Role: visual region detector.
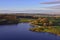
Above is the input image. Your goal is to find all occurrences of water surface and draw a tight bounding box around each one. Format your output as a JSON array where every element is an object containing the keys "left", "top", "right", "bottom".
[{"left": 0, "top": 23, "right": 60, "bottom": 40}]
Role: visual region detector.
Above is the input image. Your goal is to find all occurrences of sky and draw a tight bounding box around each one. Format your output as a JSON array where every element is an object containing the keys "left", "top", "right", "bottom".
[{"left": 0, "top": 0, "right": 60, "bottom": 13}]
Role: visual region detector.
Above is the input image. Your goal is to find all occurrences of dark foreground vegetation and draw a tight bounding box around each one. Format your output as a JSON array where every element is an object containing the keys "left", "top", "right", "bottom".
[{"left": 0, "top": 14, "right": 18, "bottom": 25}]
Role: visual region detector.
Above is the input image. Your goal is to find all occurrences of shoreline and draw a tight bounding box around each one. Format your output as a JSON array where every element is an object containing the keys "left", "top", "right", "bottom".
[{"left": 29, "top": 23, "right": 60, "bottom": 36}]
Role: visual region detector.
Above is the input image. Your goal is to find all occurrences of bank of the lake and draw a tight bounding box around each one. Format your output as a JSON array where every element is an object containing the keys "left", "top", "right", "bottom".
[{"left": 29, "top": 17, "right": 60, "bottom": 36}]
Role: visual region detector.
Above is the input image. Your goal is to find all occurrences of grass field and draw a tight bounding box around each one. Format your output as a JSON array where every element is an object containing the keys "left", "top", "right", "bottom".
[{"left": 19, "top": 18, "right": 35, "bottom": 23}]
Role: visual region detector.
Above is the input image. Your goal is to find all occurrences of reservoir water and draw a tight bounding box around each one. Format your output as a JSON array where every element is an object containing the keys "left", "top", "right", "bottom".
[{"left": 0, "top": 23, "right": 60, "bottom": 40}]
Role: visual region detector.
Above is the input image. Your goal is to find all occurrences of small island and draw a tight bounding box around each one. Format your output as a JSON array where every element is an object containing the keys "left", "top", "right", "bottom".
[{"left": 29, "top": 16, "right": 60, "bottom": 36}]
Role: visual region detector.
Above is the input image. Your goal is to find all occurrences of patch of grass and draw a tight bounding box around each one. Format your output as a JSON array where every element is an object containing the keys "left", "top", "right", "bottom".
[
  {"left": 19, "top": 18, "right": 35, "bottom": 23},
  {"left": 54, "top": 26, "right": 60, "bottom": 30}
]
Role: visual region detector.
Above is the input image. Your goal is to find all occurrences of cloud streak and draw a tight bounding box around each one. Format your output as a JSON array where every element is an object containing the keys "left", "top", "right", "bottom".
[
  {"left": 41, "top": 1, "right": 60, "bottom": 4},
  {"left": 40, "top": 0, "right": 60, "bottom": 4},
  {"left": 49, "top": 5, "right": 60, "bottom": 9}
]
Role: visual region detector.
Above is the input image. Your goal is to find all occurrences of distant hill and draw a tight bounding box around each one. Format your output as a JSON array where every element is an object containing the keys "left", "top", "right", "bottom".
[
  {"left": 16, "top": 13, "right": 60, "bottom": 17},
  {"left": 0, "top": 10, "right": 60, "bottom": 17},
  {"left": 0, "top": 10, "right": 60, "bottom": 14}
]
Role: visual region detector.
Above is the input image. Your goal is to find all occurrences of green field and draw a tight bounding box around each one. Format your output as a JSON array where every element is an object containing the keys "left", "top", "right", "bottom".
[{"left": 19, "top": 18, "right": 35, "bottom": 23}]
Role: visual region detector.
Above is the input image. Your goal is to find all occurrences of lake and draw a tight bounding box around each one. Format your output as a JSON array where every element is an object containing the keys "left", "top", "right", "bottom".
[{"left": 0, "top": 23, "right": 60, "bottom": 40}]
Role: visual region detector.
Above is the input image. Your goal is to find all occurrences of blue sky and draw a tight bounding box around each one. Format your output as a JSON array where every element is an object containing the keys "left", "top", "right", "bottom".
[
  {"left": 0, "top": 0, "right": 41, "bottom": 10},
  {"left": 0, "top": 0, "right": 60, "bottom": 13},
  {"left": 0, "top": 0, "right": 55, "bottom": 10}
]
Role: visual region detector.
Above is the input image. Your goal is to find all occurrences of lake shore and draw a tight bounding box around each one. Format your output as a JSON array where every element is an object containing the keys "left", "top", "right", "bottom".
[{"left": 29, "top": 17, "right": 60, "bottom": 36}]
